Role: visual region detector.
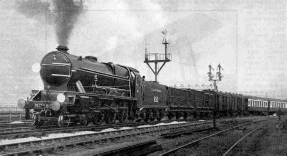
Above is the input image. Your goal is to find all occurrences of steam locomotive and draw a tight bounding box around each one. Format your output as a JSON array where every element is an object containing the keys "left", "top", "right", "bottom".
[{"left": 17, "top": 46, "right": 285, "bottom": 127}]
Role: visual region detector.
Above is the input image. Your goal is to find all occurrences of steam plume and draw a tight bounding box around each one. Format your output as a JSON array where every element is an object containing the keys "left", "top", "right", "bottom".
[{"left": 53, "top": 0, "right": 83, "bottom": 46}]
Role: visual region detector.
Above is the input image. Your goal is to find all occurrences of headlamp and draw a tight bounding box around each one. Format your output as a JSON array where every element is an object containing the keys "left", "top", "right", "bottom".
[{"left": 57, "top": 93, "right": 66, "bottom": 103}]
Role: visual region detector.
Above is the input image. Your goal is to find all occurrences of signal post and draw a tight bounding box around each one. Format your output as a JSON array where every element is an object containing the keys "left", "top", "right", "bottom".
[
  {"left": 207, "top": 64, "right": 223, "bottom": 129},
  {"left": 144, "top": 30, "right": 172, "bottom": 83}
]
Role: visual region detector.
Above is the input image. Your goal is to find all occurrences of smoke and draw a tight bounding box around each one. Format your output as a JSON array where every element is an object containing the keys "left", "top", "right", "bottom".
[
  {"left": 52, "top": 0, "right": 83, "bottom": 46},
  {"left": 15, "top": 0, "right": 83, "bottom": 47},
  {"left": 15, "top": 0, "right": 52, "bottom": 23}
]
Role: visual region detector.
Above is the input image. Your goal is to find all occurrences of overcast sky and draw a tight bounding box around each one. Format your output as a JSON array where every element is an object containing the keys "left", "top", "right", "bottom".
[{"left": 0, "top": 0, "right": 286, "bottom": 106}]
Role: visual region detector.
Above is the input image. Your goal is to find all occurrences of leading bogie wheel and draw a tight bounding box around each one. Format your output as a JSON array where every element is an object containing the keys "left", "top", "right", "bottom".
[{"left": 33, "top": 114, "right": 44, "bottom": 126}]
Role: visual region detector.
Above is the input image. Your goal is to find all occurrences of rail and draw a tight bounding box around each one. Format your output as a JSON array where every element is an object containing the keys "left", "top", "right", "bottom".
[{"left": 222, "top": 123, "right": 266, "bottom": 156}]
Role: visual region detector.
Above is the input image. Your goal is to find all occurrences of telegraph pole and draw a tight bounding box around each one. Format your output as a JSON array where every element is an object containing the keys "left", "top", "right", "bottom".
[
  {"left": 207, "top": 64, "right": 223, "bottom": 91},
  {"left": 144, "top": 30, "right": 172, "bottom": 83}
]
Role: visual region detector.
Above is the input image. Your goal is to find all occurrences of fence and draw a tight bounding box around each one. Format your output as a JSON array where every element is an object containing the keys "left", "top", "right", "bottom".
[{"left": 0, "top": 106, "right": 25, "bottom": 122}]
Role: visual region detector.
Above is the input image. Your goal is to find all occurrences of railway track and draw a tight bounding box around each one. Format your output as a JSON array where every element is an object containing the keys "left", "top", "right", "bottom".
[
  {"left": 0, "top": 116, "right": 263, "bottom": 139},
  {"left": 0, "top": 120, "right": 33, "bottom": 129},
  {"left": 0, "top": 120, "right": 209, "bottom": 155},
  {"left": 222, "top": 123, "right": 267, "bottom": 156},
  {"left": 159, "top": 118, "right": 268, "bottom": 156},
  {"left": 0, "top": 121, "right": 165, "bottom": 139},
  {"left": 0, "top": 117, "right": 207, "bottom": 138},
  {"left": 0, "top": 116, "right": 269, "bottom": 155},
  {"left": 0, "top": 119, "right": 194, "bottom": 139}
]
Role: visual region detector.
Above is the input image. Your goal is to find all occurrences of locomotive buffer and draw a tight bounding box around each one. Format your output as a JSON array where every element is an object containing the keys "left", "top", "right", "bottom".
[{"left": 144, "top": 30, "right": 172, "bottom": 83}]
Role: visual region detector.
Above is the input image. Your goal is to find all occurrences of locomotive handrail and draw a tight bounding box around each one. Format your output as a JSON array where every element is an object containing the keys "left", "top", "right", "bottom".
[
  {"left": 51, "top": 74, "right": 71, "bottom": 77},
  {"left": 78, "top": 68, "right": 130, "bottom": 81},
  {"left": 84, "top": 85, "right": 131, "bottom": 93},
  {"left": 41, "top": 63, "right": 71, "bottom": 66}
]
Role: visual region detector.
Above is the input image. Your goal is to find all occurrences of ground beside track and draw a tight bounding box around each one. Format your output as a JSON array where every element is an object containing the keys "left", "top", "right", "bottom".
[{"left": 151, "top": 115, "right": 287, "bottom": 156}]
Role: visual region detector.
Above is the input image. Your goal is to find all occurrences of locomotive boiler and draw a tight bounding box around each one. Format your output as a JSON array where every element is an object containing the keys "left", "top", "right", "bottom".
[{"left": 18, "top": 46, "right": 144, "bottom": 126}]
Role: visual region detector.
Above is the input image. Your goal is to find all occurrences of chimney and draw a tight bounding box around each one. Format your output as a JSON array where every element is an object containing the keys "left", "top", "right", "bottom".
[{"left": 56, "top": 46, "right": 69, "bottom": 53}]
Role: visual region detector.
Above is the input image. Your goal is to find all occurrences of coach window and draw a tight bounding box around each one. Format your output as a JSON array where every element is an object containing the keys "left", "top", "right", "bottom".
[{"left": 260, "top": 101, "right": 262, "bottom": 107}]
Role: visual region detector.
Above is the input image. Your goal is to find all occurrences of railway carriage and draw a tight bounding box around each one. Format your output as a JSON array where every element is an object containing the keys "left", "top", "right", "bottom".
[
  {"left": 248, "top": 99, "right": 267, "bottom": 115},
  {"left": 269, "top": 100, "right": 287, "bottom": 115}
]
